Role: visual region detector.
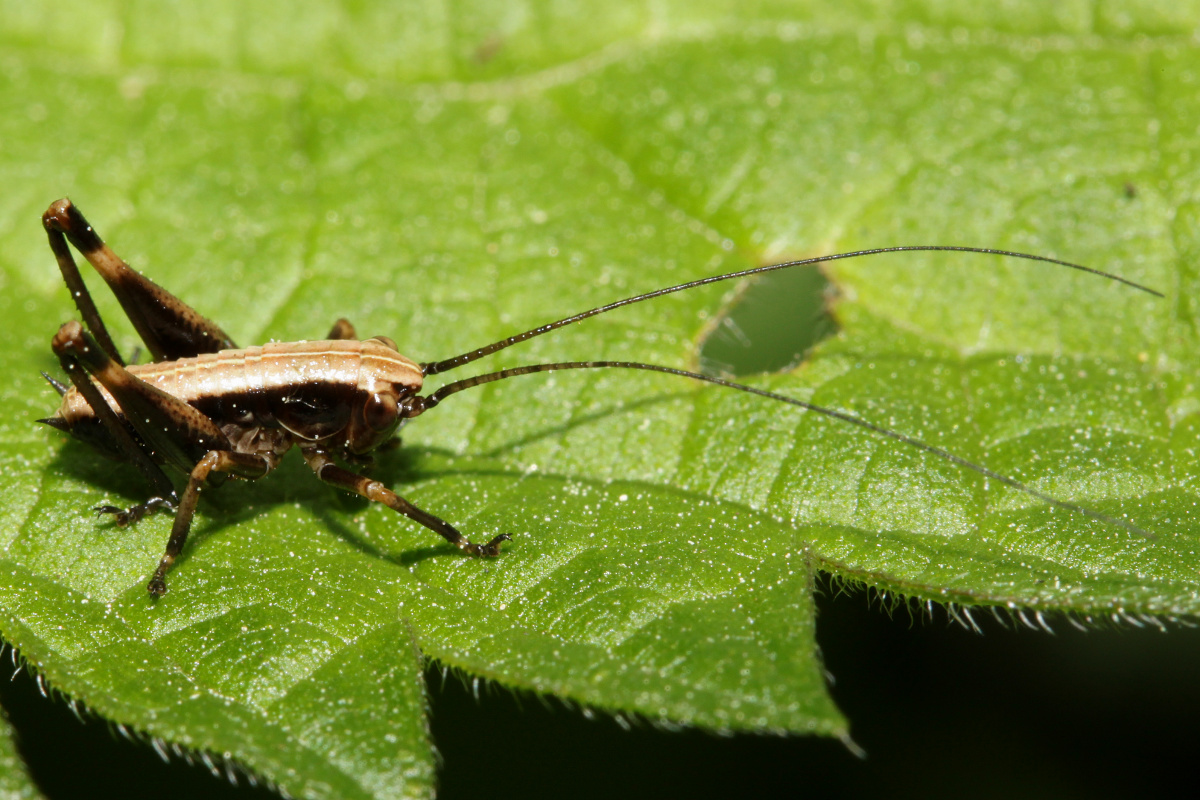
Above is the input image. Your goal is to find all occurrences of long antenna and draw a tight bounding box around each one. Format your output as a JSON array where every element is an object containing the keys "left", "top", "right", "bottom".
[
  {"left": 421, "top": 246, "right": 1162, "bottom": 375},
  {"left": 403, "top": 360, "right": 1151, "bottom": 538}
]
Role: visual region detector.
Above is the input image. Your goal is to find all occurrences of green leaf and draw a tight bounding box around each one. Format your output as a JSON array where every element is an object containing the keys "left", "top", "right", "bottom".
[
  {"left": 0, "top": 700, "right": 44, "bottom": 800},
  {"left": 1, "top": 2, "right": 1196, "bottom": 797}
]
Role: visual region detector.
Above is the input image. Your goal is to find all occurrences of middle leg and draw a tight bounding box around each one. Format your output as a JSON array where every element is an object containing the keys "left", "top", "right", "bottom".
[{"left": 147, "top": 449, "right": 274, "bottom": 596}]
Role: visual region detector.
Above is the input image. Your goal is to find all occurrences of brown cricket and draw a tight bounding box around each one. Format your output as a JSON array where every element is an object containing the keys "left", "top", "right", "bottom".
[{"left": 38, "top": 198, "right": 1162, "bottom": 596}]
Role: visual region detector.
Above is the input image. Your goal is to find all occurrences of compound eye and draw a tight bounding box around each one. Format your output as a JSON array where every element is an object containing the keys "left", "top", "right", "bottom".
[{"left": 363, "top": 391, "right": 399, "bottom": 431}]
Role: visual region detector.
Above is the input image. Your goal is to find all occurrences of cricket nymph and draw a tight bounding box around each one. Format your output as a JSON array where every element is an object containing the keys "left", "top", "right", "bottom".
[
  {"left": 39, "top": 197, "right": 1159, "bottom": 596},
  {"left": 48, "top": 337, "right": 421, "bottom": 462}
]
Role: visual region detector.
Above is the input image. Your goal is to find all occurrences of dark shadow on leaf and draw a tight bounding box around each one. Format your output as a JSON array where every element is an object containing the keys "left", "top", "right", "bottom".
[
  {"left": 40, "top": 437, "right": 164, "bottom": 504},
  {"left": 397, "top": 545, "right": 457, "bottom": 567}
]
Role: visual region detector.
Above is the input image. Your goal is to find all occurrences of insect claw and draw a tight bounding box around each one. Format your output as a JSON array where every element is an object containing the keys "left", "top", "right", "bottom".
[
  {"left": 93, "top": 496, "right": 176, "bottom": 528},
  {"left": 480, "top": 533, "right": 512, "bottom": 557},
  {"left": 93, "top": 505, "right": 131, "bottom": 525},
  {"left": 458, "top": 533, "right": 511, "bottom": 557}
]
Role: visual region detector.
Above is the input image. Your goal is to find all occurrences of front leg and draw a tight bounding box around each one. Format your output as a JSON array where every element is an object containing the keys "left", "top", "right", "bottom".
[{"left": 300, "top": 446, "right": 511, "bottom": 556}]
